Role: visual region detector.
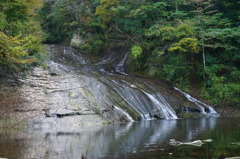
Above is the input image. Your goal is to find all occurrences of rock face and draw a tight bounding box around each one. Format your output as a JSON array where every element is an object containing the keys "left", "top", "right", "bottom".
[
  {"left": 70, "top": 34, "right": 84, "bottom": 49},
  {"left": 17, "top": 66, "right": 110, "bottom": 128}
]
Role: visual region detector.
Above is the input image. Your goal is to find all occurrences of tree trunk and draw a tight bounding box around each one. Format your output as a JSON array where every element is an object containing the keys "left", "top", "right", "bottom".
[{"left": 201, "top": 31, "right": 206, "bottom": 84}]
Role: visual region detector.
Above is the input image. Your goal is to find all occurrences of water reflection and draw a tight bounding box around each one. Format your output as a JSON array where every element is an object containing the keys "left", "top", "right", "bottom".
[{"left": 1, "top": 118, "right": 240, "bottom": 159}]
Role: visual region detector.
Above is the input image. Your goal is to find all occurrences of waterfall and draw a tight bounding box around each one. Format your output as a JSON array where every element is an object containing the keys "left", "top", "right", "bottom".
[
  {"left": 100, "top": 78, "right": 178, "bottom": 120},
  {"left": 63, "top": 46, "right": 87, "bottom": 64},
  {"left": 173, "top": 87, "right": 219, "bottom": 117},
  {"left": 113, "top": 106, "right": 134, "bottom": 122},
  {"left": 41, "top": 45, "right": 220, "bottom": 124},
  {"left": 107, "top": 79, "right": 154, "bottom": 120},
  {"left": 115, "top": 53, "right": 128, "bottom": 75},
  {"left": 142, "top": 91, "right": 178, "bottom": 119}
]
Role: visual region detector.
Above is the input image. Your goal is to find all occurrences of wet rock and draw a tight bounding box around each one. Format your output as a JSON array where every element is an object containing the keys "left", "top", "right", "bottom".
[
  {"left": 169, "top": 139, "right": 203, "bottom": 147},
  {"left": 8, "top": 63, "right": 112, "bottom": 127},
  {"left": 70, "top": 34, "right": 84, "bottom": 49},
  {"left": 202, "top": 139, "right": 213, "bottom": 142},
  {"left": 169, "top": 139, "right": 182, "bottom": 146},
  {"left": 231, "top": 142, "right": 240, "bottom": 145},
  {"left": 44, "top": 108, "right": 98, "bottom": 118}
]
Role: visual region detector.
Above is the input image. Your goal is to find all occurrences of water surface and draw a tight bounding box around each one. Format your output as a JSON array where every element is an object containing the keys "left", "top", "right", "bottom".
[{"left": 0, "top": 118, "right": 240, "bottom": 159}]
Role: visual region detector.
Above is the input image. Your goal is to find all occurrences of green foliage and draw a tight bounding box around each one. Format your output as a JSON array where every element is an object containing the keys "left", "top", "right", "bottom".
[
  {"left": 204, "top": 77, "right": 240, "bottom": 106},
  {"left": 131, "top": 45, "right": 143, "bottom": 59},
  {"left": 78, "top": 38, "right": 105, "bottom": 55},
  {"left": 0, "top": 0, "right": 28, "bottom": 35},
  {"left": 229, "top": 69, "right": 240, "bottom": 83},
  {"left": 39, "top": 0, "right": 82, "bottom": 43},
  {"left": 0, "top": 0, "right": 43, "bottom": 72},
  {"left": 203, "top": 64, "right": 240, "bottom": 106},
  {"left": 96, "top": 0, "right": 119, "bottom": 28},
  {"left": 160, "top": 55, "right": 190, "bottom": 90},
  {"left": 204, "top": 27, "right": 240, "bottom": 51},
  {"left": 129, "top": 45, "right": 144, "bottom": 69},
  {"left": 0, "top": 32, "right": 35, "bottom": 67},
  {"left": 168, "top": 37, "right": 200, "bottom": 54}
]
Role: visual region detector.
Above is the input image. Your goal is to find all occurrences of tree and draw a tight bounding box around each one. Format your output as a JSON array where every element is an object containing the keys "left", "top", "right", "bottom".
[
  {"left": 0, "top": 32, "right": 36, "bottom": 67},
  {"left": 188, "top": 0, "right": 218, "bottom": 83},
  {"left": 39, "top": 0, "right": 82, "bottom": 43},
  {"left": 0, "top": 0, "right": 43, "bottom": 72},
  {"left": 96, "top": 0, "right": 119, "bottom": 28}
]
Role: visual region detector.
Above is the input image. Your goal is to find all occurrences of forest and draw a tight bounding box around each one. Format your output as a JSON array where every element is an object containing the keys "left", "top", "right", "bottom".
[{"left": 1, "top": 0, "right": 240, "bottom": 107}]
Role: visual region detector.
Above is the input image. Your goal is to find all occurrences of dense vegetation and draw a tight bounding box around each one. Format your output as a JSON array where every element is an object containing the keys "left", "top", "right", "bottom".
[
  {"left": 0, "top": 0, "right": 43, "bottom": 72},
  {"left": 29, "top": 0, "right": 240, "bottom": 107}
]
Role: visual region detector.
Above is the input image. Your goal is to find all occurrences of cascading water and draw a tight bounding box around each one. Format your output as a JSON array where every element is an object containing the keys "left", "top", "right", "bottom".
[
  {"left": 174, "top": 87, "right": 219, "bottom": 117},
  {"left": 113, "top": 106, "right": 134, "bottom": 122},
  {"left": 115, "top": 53, "right": 128, "bottom": 75},
  {"left": 42, "top": 45, "right": 219, "bottom": 123},
  {"left": 98, "top": 77, "right": 178, "bottom": 120},
  {"left": 142, "top": 91, "right": 178, "bottom": 119},
  {"left": 90, "top": 48, "right": 179, "bottom": 120}
]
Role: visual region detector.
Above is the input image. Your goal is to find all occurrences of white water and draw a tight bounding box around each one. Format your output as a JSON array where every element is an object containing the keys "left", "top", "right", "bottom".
[
  {"left": 46, "top": 61, "right": 76, "bottom": 73},
  {"left": 115, "top": 53, "right": 128, "bottom": 75},
  {"left": 95, "top": 52, "right": 117, "bottom": 65},
  {"left": 63, "top": 46, "right": 87, "bottom": 64},
  {"left": 142, "top": 91, "right": 178, "bottom": 119},
  {"left": 107, "top": 78, "right": 179, "bottom": 120},
  {"left": 94, "top": 51, "right": 179, "bottom": 120},
  {"left": 140, "top": 114, "right": 153, "bottom": 120},
  {"left": 114, "top": 106, "right": 134, "bottom": 122},
  {"left": 173, "top": 87, "right": 219, "bottom": 117}
]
